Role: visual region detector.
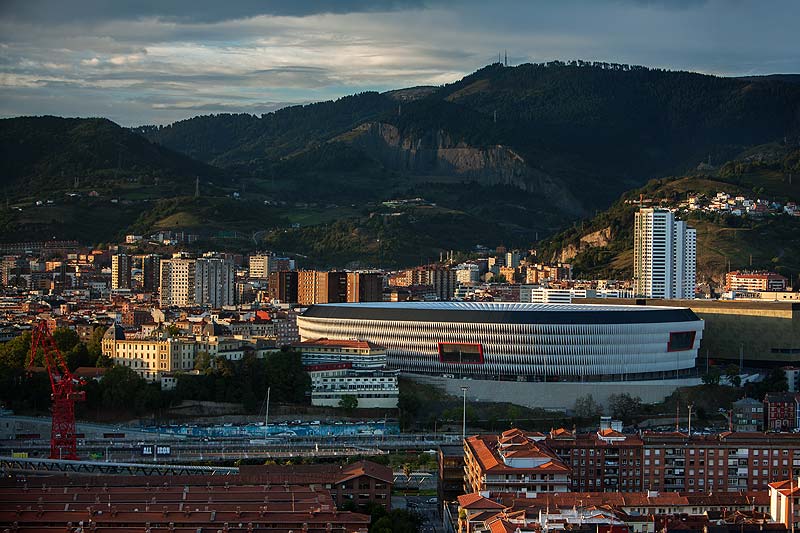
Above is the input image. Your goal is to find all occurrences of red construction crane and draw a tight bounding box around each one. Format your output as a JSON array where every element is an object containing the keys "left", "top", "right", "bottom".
[{"left": 28, "top": 321, "right": 85, "bottom": 460}]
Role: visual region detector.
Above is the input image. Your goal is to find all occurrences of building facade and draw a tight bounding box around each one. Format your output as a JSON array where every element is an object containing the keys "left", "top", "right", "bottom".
[
  {"left": 111, "top": 253, "right": 131, "bottom": 290},
  {"left": 298, "top": 302, "right": 703, "bottom": 381},
  {"left": 464, "top": 429, "right": 571, "bottom": 495},
  {"left": 726, "top": 271, "right": 789, "bottom": 292},
  {"left": 306, "top": 363, "right": 399, "bottom": 408},
  {"left": 633, "top": 208, "right": 696, "bottom": 299},
  {"left": 159, "top": 254, "right": 196, "bottom": 307},
  {"left": 346, "top": 272, "right": 382, "bottom": 302},
  {"left": 195, "top": 256, "right": 235, "bottom": 308}
]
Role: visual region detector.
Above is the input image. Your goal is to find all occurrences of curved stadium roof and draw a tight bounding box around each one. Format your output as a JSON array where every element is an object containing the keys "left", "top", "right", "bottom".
[{"left": 301, "top": 301, "right": 700, "bottom": 325}]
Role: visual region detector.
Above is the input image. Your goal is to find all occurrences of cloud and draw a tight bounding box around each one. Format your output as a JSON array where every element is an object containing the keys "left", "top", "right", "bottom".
[
  {"left": 0, "top": 0, "right": 428, "bottom": 24},
  {"left": 0, "top": 0, "right": 798, "bottom": 125}
]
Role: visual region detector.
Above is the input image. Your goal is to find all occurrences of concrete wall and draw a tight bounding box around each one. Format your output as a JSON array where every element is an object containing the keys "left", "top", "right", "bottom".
[
  {"left": 406, "top": 374, "right": 702, "bottom": 411},
  {"left": 584, "top": 298, "right": 800, "bottom": 366}
]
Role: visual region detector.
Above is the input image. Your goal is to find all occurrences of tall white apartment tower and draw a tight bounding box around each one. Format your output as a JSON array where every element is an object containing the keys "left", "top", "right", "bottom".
[
  {"left": 633, "top": 208, "right": 696, "bottom": 299},
  {"left": 159, "top": 254, "right": 197, "bottom": 307}
]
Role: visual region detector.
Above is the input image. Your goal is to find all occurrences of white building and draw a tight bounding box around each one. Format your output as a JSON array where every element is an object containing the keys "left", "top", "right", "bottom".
[
  {"left": 159, "top": 254, "right": 234, "bottom": 308},
  {"left": 633, "top": 208, "right": 696, "bottom": 299},
  {"left": 307, "top": 363, "right": 399, "bottom": 409},
  {"left": 456, "top": 263, "right": 480, "bottom": 284},
  {"left": 159, "top": 254, "right": 196, "bottom": 307}
]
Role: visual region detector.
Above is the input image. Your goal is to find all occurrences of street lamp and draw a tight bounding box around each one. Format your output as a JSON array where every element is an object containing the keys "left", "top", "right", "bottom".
[{"left": 461, "top": 386, "right": 469, "bottom": 442}]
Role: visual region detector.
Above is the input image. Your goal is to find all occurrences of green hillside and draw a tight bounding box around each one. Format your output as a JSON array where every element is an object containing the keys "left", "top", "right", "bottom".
[{"left": 536, "top": 144, "right": 800, "bottom": 286}]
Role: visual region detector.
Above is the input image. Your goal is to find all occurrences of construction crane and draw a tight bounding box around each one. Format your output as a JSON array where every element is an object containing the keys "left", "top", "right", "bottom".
[{"left": 28, "top": 321, "right": 85, "bottom": 460}]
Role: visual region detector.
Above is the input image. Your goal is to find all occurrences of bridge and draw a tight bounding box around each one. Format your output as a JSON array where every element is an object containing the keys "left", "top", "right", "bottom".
[{"left": 0, "top": 456, "right": 238, "bottom": 476}]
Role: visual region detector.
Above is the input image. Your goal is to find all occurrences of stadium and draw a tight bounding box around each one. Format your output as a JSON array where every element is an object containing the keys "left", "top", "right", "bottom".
[{"left": 296, "top": 302, "right": 704, "bottom": 381}]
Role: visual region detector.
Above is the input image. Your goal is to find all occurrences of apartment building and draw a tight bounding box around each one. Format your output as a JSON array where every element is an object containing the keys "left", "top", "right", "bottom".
[
  {"left": 268, "top": 270, "right": 299, "bottom": 303},
  {"left": 195, "top": 256, "right": 235, "bottom": 308},
  {"left": 633, "top": 208, "right": 696, "bottom": 299},
  {"left": 464, "top": 428, "right": 571, "bottom": 495},
  {"left": 464, "top": 427, "right": 800, "bottom": 497},
  {"left": 138, "top": 253, "right": 161, "bottom": 292},
  {"left": 732, "top": 397, "right": 764, "bottom": 432},
  {"left": 346, "top": 272, "right": 382, "bottom": 302},
  {"left": 545, "top": 427, "right": 644, "bottom": 492},
  {"left": 298, "top": 270, "right": 347, "bottom": 305},
  {"left": 769, "top": 478, "right": 800, "bottom": 531},
  {"left": 111, "top": 253, "right": 131, "bottom": 290},
  {"left": 640, "top": 432, "right": 800, "bottom": 493},
  {"left": 726, "top": 271, "right": 789, "bottom": 292},
  {"left": 159, "top": 254, "right": 196, "bottom": 307},
  {"left": 248, "top": 254, "right": 271, "bottom": 279},
  {"left": 764, "top": 392, "right": 800, "bottom": 431}
]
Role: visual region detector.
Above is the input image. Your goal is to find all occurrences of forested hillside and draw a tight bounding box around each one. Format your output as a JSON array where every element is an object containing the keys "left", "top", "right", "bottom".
[{"left": 0, "top": 116, "right": 218, "bottom": 197}]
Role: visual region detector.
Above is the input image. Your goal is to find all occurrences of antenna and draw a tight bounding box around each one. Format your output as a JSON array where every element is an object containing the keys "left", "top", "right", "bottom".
[{"left": 504, "top": 49, "right": 508, "bottom": 67}]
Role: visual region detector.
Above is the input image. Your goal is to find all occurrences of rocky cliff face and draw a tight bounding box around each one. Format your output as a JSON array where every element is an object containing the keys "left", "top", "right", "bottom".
[
  {"left": 344, "top": 122, "right": 585, "bottom": 216},
  {"left": 555, "top": 226, "right": 613, "bottom": 262}
]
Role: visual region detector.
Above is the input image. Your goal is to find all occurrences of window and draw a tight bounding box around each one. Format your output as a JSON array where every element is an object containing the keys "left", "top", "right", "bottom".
[{"left": 668, "top": 331, "right": 696, "bottom": 352}]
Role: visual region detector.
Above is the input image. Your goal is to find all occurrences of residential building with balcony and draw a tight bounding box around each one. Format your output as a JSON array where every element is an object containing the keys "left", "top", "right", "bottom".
[{"left": 464, "top": 428, "right": 571, "bottom": 495}]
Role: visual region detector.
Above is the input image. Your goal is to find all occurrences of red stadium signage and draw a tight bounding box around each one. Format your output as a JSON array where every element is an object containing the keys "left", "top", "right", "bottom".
[{"left": 438, "top": 342, "right": 484, "bottom": 364}]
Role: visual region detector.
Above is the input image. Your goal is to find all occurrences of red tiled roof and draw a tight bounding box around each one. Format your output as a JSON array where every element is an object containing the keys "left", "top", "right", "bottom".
[{"left": 458, "top": 493, "right": 506, "bottom": 510}]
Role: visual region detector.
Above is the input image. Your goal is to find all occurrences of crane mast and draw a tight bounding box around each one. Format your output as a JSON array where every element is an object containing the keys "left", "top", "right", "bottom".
[{"left": 28, "top": 321, "right": 85, "bottom": 460}]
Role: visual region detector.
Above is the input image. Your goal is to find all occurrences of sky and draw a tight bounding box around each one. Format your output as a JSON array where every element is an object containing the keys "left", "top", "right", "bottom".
[{"left": 0, "top": 0, "right": 798, "bottom": 126}]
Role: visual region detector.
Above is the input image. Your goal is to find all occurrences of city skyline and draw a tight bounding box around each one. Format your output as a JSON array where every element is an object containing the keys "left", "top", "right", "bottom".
[{"left": 1, "top": 0, "right": 799, "bottom": 125}]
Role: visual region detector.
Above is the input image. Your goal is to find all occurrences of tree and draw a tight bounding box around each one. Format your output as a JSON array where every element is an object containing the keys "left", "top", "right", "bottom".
[
  {"left": 607, "top": 393, "right": 643, "bottom": 422},
  {"left": 573, "top": 394, "right": 603, "bottom": 419},
  {"left": 194, "top": 351, "right": 211, "bottom": 372},
  {"left": 338, "top": 394, "right": 358, "bottom": 412},
  {"left": 99, "top": 365, "right": 148, "bottom": 411},
  {"left": 702, "top": 367, "right": 721, "bottom": 386},
  {"left": 725, "top": 364, "right": 742, "bottom": 387}
]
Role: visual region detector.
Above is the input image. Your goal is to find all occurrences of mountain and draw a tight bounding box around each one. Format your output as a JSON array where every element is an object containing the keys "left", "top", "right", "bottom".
[
  {"left": 535, "top": 143, "right": 800, "bottom": 286},
  {"left": 0, "top": 116, "right": 219, "bottom": 198},
  {"left": 142, "top": 62, "right": 800, "bottom": 213},
  {"left": 3, "top": 63, "right": 800, "bottom": 264}
]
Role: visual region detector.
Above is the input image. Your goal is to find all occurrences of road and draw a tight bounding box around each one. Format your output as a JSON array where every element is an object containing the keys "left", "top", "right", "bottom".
[{"left": 405, "top": 495, "right": 443, "bottom": 533}]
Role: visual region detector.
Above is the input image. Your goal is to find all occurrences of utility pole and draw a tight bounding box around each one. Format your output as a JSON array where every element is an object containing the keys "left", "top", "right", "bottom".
[
  {"left": 739, "top": 343, "right": 744, "bottom": 372},
  {"left": 461, "top": 386, "right": 469, "bottom": 442},
  {"left": 264, "top": 387, "right": 271, "bottom": 440}
]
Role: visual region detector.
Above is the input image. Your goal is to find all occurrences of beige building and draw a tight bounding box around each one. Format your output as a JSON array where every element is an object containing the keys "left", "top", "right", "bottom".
[
  {"left": 248, "top": 254, "right": 271, "bottom": 280},
  {"left": 101, "top": 324, "right": 195, "bottom": 381}
]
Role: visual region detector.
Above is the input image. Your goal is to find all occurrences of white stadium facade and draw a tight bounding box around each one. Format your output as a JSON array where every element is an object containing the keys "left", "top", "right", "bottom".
[{"left": 296, "top": 302, "right": 704, "bottom": 382}]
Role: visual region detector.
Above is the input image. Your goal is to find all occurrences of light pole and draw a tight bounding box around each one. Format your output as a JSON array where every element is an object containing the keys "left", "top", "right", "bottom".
[
  {"left": 461, "top": 386, "right": 469, "bottom": 442},
  {"left": 687, "top": 404, "right": 694, "bottom": 436},
  {"left": 265, "top": 386, "right": 271, "bottom": 440}
]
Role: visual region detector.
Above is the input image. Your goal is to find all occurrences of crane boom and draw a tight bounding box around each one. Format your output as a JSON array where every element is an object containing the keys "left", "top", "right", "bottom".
[{"left": 28, "top": 321, "right": 85, "bottom": 460}]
